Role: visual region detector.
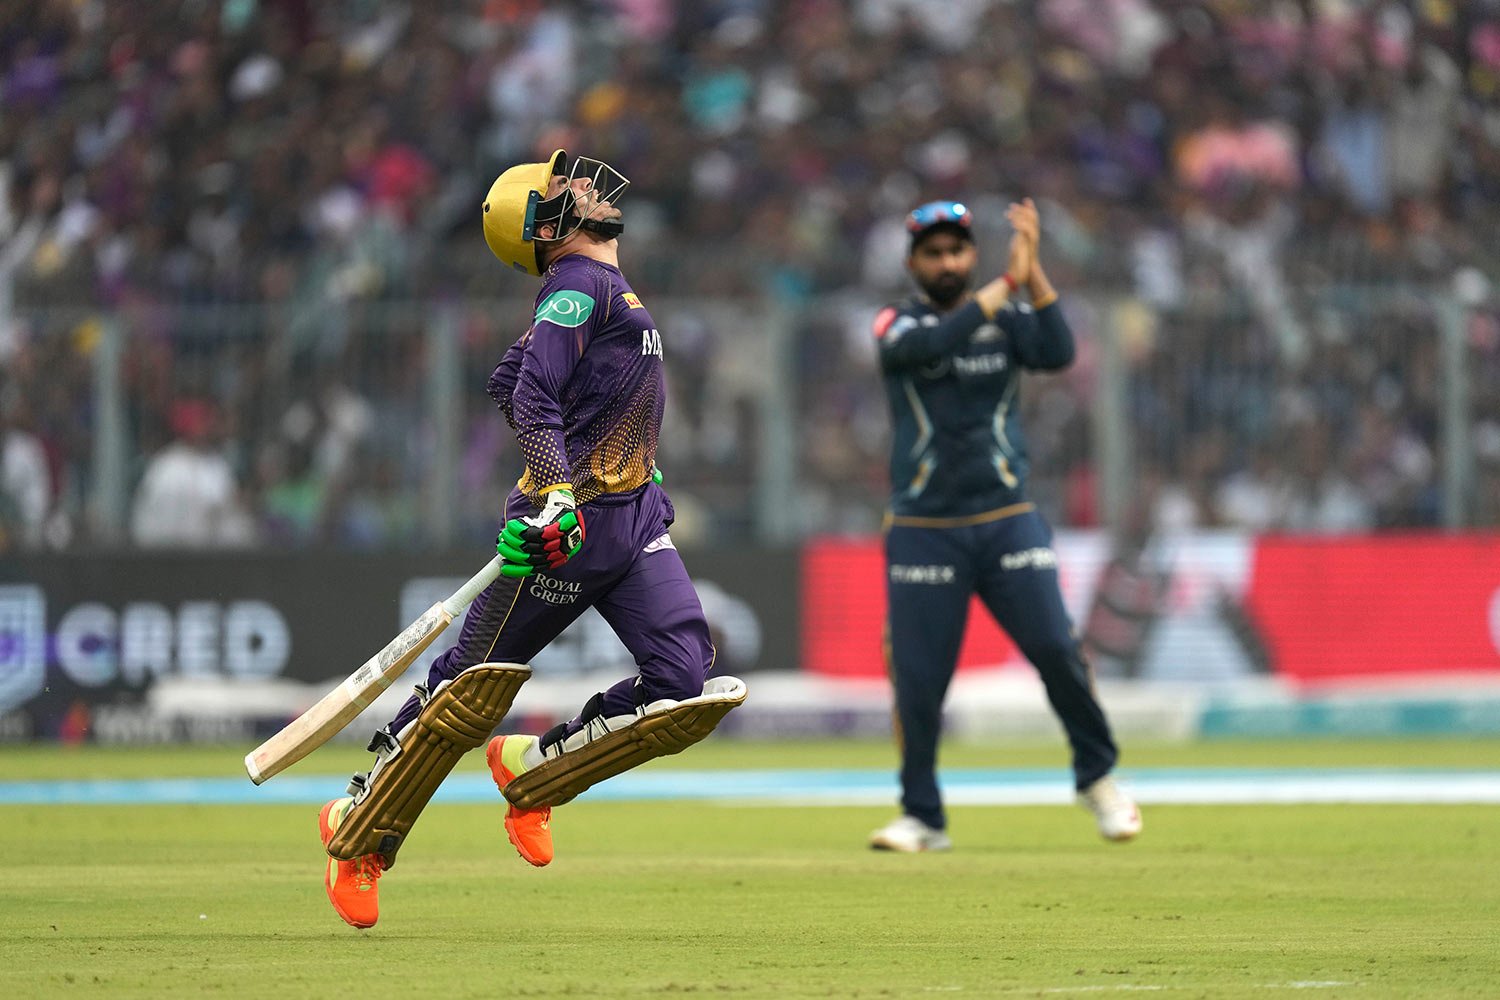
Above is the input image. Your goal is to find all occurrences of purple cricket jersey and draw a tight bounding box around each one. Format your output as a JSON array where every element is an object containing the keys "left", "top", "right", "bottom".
[
  {"left": 376, "top": 250, "right": 712, "bottom": 739},
  {"left": 487, "top": 253, "right": 664, "bottom": 506}
]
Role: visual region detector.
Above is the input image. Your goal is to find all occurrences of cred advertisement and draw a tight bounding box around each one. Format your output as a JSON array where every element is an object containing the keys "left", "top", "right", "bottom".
[
  {"left": 0, "top": 548, "right": 796, "bottom": 742},
  {"left": 804, "top": 532, "right": 1500, "bottom": 685}
]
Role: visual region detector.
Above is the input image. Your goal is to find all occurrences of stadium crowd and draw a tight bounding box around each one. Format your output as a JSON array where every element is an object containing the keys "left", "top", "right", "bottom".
[{"left": 3, "top": 0, "right": 1500, "bottom": 551}]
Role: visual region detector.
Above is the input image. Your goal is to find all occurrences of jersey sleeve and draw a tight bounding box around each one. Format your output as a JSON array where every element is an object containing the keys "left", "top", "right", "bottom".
[
  {"left": 486, "top": 336, "right": 526, "bottom": 427},
  {"left": 873, "top": 300, "right": 989, "bottom": 371},
  {"left": 508, "top": 269, "right": 608, "bottom": 493},
  {"left": 1002, "top": 299, "right": 1075, "bottom": 371}
]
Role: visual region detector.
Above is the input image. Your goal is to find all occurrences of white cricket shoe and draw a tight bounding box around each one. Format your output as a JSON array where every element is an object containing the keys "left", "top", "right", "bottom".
[
  {"left": 869, "top": 815, "right": 953, "bottom": 853},
  {"left": 1078, "top": 775, "right": 1143, "bottom": 842}
]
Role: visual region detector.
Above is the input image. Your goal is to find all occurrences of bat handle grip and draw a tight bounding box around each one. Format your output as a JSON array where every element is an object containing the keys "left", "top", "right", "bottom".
[{"left": 442, "top": 554, "right": 507, "bottom": 617}]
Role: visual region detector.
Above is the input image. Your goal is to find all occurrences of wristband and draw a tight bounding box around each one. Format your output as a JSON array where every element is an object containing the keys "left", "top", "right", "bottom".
[{"left": 1001, "top": 274, "right": 1017, "bottom": 294}]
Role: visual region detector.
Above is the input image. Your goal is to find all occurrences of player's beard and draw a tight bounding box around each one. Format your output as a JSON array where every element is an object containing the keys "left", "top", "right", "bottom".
[{"left": 919, "top": 270, "right": 972, "bottom": 310}]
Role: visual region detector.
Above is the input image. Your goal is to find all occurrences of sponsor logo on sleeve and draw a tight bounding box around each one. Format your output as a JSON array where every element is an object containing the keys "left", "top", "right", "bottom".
[
  {"left": 623, "top": 292, "right": 645, "bottom": 309},
  {"left": 534, "top": 290, "right": 597, "bottom": 328},
  {"left": 883, "top": 315, "right": 919, "bottom": 346}
]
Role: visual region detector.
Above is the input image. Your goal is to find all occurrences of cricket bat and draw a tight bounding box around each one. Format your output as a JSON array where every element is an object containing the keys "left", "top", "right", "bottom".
[{"left": 244, "top": 554, "right": 510, "bottom": 785}]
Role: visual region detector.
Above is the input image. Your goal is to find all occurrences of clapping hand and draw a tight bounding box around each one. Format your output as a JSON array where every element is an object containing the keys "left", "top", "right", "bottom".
[{"left": 1005, "top": 198, "right": 1039, "bottom": 283}]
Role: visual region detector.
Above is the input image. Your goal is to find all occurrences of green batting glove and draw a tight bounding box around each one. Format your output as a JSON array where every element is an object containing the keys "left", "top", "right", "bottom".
[{"left": 496, "top": 489, "right": 585, "bottom": 577}]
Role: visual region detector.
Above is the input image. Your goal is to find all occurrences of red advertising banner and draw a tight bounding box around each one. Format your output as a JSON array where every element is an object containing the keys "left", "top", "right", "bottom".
[
  {"left": 802, "top": 538, "right": 1020, "bottom": 678},
  {"left": 805, "top": 533, "right": 1500, "bottom": 685},
  {"left": 1245, "top": 534, "right": 1500, "bottom": 684}
]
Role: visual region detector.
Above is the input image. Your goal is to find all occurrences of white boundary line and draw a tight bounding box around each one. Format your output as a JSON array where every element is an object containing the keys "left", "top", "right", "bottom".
[
  {"left": 2, "top": 771, "right": 1499, "bottom": 806},
  {"left": 718, "top": 774, "right": 1500, "bottom": 807}
]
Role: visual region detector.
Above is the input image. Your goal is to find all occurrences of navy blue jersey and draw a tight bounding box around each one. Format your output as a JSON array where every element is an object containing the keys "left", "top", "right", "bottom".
[{"left": 872, "top": 295, "right": 1075, "bottom": 520}]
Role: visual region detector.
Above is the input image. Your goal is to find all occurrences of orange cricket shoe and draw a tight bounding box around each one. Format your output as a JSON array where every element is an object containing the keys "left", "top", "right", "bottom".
[
  {"left": 318, "top": 796, "right": 384, "bottom": 929},
  {"left": 486, "top": 735, "right": 553, "bottom": 867}
]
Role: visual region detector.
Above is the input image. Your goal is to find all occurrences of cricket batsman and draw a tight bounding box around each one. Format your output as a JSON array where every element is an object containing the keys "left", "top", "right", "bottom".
[
  {"left": 867, "top": 198, "right": 1141, "bottom": 853},
  {"left": 315, "top": 149, "right": 746, "bottom": 928}
]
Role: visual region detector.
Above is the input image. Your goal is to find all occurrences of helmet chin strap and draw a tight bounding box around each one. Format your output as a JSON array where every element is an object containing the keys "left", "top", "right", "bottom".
[{"left": 575, "top": 215, "right": 624, "bottom": 238}]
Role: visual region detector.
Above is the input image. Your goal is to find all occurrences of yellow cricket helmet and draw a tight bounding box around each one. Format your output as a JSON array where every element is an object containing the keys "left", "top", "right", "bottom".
[
  {"left": 481, "top": 149, "right": 568, "bottom": 277},
  {"left": 481, "top": 149, "right": 631, "bottom": 277}
]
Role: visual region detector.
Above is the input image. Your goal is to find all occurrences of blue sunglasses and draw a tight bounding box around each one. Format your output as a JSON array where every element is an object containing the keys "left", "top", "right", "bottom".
[{"left": 906, "top": 200, "right": 973, "bottom": 233}]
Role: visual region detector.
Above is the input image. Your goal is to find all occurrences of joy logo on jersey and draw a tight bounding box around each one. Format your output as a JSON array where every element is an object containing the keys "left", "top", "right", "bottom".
[
  {"left": 641, "top": 328, "right": 662, "bottom": 356},
  {"left": 534, "top": 290, "right": 596, "bottom": 328}
]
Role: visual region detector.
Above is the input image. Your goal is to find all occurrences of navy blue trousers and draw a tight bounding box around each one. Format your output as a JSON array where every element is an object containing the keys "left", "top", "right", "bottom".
[{"left": 885, "top": 507, "right": 1118, "bottom": 830}]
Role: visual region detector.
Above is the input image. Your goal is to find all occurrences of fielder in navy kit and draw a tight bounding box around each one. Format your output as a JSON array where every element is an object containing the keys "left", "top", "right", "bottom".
[
  {"left": 867, "top": 199, "right": 1141, "bottom": 853},
  {"left": 317, "top": 150, "right": 744, "bottom": 928}
]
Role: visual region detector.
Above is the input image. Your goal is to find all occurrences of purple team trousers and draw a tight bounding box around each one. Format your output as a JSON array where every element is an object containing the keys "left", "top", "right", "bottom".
[{"left": 384, "top": 482, "right": 715, "bottom": 739}]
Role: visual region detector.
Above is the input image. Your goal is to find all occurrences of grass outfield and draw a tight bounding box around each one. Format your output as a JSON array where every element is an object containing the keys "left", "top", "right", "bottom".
[{"left": 4, "top": 739, "right": 1499, "bottom": 998}]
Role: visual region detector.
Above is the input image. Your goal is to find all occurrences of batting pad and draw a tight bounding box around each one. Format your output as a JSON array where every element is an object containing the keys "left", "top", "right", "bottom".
[
  {"left": 327, "top": 662, "right": 530, "bottom": 865},
  {"left": 502, "top": 675, "right": 747, "bottom": 810}
]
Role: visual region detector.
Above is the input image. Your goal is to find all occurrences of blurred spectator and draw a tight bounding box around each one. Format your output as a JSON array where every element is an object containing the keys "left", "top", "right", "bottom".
[
  {"left": 1280, "top": 421, "right": 1374, "bottom": 534},
  {"left": 0, "top": 397, "right": 52, "bottom": 550},
  {"left": 1387, "top": 42, "right": 1462, "bottom": 202},
  {"left": 1216, "top": 440, "right": 1282, "bottom": 533},
  {"left": 1348, "top": 400, "right": 1438, "bottom": 527},
  {"left": 253, "top": 367, "right": 375, "bottom": 545},
  {"left": 1318, "top": 73, "right": 1392, "bottom": 216},
  {"left": 130, "top": 399, "right": 256, "bottom": 548},
  {"left": 1, "top": 0, "right": 1497, "bottom": 547}
]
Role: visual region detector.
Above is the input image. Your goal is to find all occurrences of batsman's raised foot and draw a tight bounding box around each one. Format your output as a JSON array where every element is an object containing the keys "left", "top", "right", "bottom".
[
  {"left": 487, "top": 734, "right": 553, "bottom": 867},
  {"left": 318, "top": 796, "right": 384, "bottom": 929}
]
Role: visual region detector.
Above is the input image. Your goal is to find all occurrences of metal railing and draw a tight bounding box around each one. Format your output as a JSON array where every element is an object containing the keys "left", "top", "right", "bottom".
[{"left": 0, "top": 282, "right": 1490, "bottom": 552}]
